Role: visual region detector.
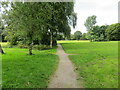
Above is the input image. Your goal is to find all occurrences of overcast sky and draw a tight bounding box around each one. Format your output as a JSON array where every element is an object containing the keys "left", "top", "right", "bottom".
[{"left": 71, "top": 0, "right": 119, "bottom": 34}]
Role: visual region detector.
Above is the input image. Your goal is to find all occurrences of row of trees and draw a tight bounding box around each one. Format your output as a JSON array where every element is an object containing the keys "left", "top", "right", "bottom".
[
  {"left": 1, "top": 2, "right": 77, "bottom": 54},
  {"left": 57, "top": 15, "right": 119, "bottom": 41},
  {"left": 56, "top": 31, "right": 87, "bottom": 40},
  {"left": 57, "top": 20, "right": 120, "bottom": 41},
  {"left": 69, "top": 16, "right": 120, "bottom": 41},
  {"left": 83, "top": 15, "right": 120, "bottom": 41}
]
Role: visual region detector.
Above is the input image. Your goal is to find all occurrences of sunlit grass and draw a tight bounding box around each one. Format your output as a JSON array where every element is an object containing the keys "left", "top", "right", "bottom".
[
  {"left": 0, "top": 42, "right": 9, "bottom": 48},
  {"left": 57, "top": 40, "right": 89, "bottom": 43}
]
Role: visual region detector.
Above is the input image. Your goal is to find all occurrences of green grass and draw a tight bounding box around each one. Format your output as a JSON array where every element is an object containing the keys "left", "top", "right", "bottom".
[
  {"left": 60, "top": 41, "right": 118, "bottom": 88},
  {"left": 57, "top": 40, "right": 89, "bottom": 44},
  {"left": 2, "top": 46, "right": 58, "bottom": 88}
]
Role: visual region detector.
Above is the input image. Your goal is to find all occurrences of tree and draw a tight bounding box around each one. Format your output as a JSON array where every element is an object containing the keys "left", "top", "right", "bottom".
[
  {"left": 57, "top": 33, "right": 65, "bottom": 40},
  {"left": 84, "top": 15, "right": 97, "bottom": 41},
  {"left": 0, "top": 44, "right": 4, "bottom": 54},
  {"left": 81, "top": 33, "right": 87, "bottom": 40},
  {"left": 0, "top": 10, "right": 5, "bottom": 54},
  {"left": 70, "top": 34, "right": 75, "bottom": 40},
  {"left": 92, "top": 25, "right": 109, "bottom": 41},
  {"left": 74, "top": 31, "right": 82, "bottom": 40},
  {"left": 106, "top": 23, "right": 120, "bottom": 41},
  {"left": 2, "top": 2, "right": 50, "bottom": 55},
  {"left": 2, "top": 2, "right": 76, "bottom": 55},
  {"left": 48, "top": 2, "right": 77, "bottom": 47}
]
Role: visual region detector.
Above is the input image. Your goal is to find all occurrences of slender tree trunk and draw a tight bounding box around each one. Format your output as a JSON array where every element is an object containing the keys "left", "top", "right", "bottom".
[
  {"left": 0, "top": 44, "right": 4, "bottom": 54},
  {"left": 50, "top": 31, "right": 53, "bottom": 48},
  {"left": 39, "top": 40, "right": 41, "bottom": 45},
  {"left": 29, "top": 43, "right": 32, "bottom": 55},
  {"left": 52, "top": 31, "right": 57, "bottom": 46},
  {"left": 52, "top": 38, "right": 57, "bottom": 46}
]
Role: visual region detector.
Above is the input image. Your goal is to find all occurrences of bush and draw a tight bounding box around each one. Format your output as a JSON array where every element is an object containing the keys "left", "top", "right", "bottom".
[
  {"left": 17, "top": 44, "right": 29, "bottom": 48},
  {"left": 17, "top": 44, "right": 50, "bottom": 50},
  {"left": 33, "top": 45, "right": 50, "bottom": 50}
]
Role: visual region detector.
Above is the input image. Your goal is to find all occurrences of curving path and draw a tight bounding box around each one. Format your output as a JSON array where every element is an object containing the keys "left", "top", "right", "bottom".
[{"left": 48, "top": 43, "right": 82, "bottom": 88}]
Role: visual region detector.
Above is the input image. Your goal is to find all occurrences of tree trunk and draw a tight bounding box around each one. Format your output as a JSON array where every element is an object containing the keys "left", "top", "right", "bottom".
[
  {"left": 52, "top": 38, "right": 57, "bottom": 46},
  {"left": 29, "top": 43, "right": 32, "bottom": 55},
  {"left": 0, "top": 44, "right": 4, "bottom": 54},
  {"left": 39, "top": 40, "right": 41, "bottom": 45},
  {"left": 52, "top": 31, "right": 57, "bottom": 46},
  {"left": 50, "top": 31, "right": 53, "bottom": 48}
]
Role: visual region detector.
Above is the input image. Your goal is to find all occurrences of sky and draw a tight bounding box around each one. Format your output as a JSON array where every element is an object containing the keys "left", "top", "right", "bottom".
[{"left": 71, "top": 0, "right": 120, "bottom": 34}]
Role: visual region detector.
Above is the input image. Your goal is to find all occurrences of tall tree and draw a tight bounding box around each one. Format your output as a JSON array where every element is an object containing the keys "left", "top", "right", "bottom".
[
  {"left": 48, "top": 2, "right": 77, "bottom": 47},
  {"left": 84, "top": 15, "right": 97, "bottom": 41},
  {"left": 0, "top": 9, "right": 5, "bottom": 54},
  {"left": 2, "top": 2, "right": 50, "bottom": 55}
]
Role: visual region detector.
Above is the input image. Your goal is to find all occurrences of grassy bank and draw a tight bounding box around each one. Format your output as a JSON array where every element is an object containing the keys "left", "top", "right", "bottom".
[
  {"left": 60, "top": 41, "right": 118, "bottom": 88},
  {"left": 2, "top": 45, "right": 58, "bottom": 88}
]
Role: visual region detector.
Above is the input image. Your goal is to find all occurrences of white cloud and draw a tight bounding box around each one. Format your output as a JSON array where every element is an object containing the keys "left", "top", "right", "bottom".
[{"left": 71, "top": 0, "right": 119, "bottom": 34}]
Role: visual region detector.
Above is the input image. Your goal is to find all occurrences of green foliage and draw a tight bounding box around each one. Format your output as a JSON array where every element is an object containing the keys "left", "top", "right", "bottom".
[
  {"left": 17, "top": 44, "right": 29, "bottom": 49},
  {"left": 57, "top": 33, "right": 65, "bottom": 40},
  {"left": 84, "top": 15, "right": 97, "bottom": 41},
  {"left": 2, "top": 47, "right": 58, "bottom": 88},
  {"left": 81, "top": 33, "right": 87, "bottom": 40},
  {"left": 17, "top": 43, "right": 50, "bottom": 50},
  {"left": 84, "top": 15, "right": 119, "bottom": 42},
  {"left": 2, "top": 2, "right": 76, "bottom": 53},
  {"left": 106, "top": 23, "right": 120, "bottom": 41},
  {"left": 84, "top": 15, "right": 97, "bottom": 31},
  {"left": 61, "top": 41, "right": 118, "bottom": 88},
  {"left": 33, "top": 45, "right": 50, "bottom": 50},
  {"left": 91, "top": 25, "right": 109, "bottom": 41},
  {"left": 70, "top": 34, "right": 75, "bottom": 40},
  {"left": 74, "top": 31, "right": 82, "bottom": 40},
  {"left": 84, "top": 15, "right": 110, "bottom": 42}
]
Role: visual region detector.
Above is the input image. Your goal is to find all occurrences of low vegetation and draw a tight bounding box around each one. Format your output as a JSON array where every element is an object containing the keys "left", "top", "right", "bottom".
[{"left": 61, "top": 41, "right": 118, "bottom": 88}]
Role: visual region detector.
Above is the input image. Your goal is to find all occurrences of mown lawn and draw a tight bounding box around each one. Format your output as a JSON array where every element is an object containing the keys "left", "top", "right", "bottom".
[
  {"left": 1, "top": 46, "right": 58, "bottom": 88},
  {"left": 60, "top": 41, "right": 118, "bottom": 88}
]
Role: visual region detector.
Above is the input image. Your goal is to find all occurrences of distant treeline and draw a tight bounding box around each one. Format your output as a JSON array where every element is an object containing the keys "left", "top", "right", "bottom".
[
  {"left": 68, "top": 15, "right": 120, "bottom": 41},
  {"left": 69, "top": 23, "right": 120, "bottom": 41}
]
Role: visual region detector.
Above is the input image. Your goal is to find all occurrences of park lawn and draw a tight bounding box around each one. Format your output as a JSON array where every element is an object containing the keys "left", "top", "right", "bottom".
[
  {"left": 61, "top": 41, "right": 118, "bottom": 88},
  {"left": 2, "top": 47, "right": 58, "bottom": 88}
]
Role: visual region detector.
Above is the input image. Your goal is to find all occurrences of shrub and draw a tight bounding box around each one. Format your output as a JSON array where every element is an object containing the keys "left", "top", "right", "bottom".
[
  {"left": 17, "top": 44, "right": 50, "bottom": 50},
  {"left": 17, "top": 44, "right": 29, "bottom": 48},
  {"left": 33, "top": 45, "right": 50, "bottom": 50}
]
